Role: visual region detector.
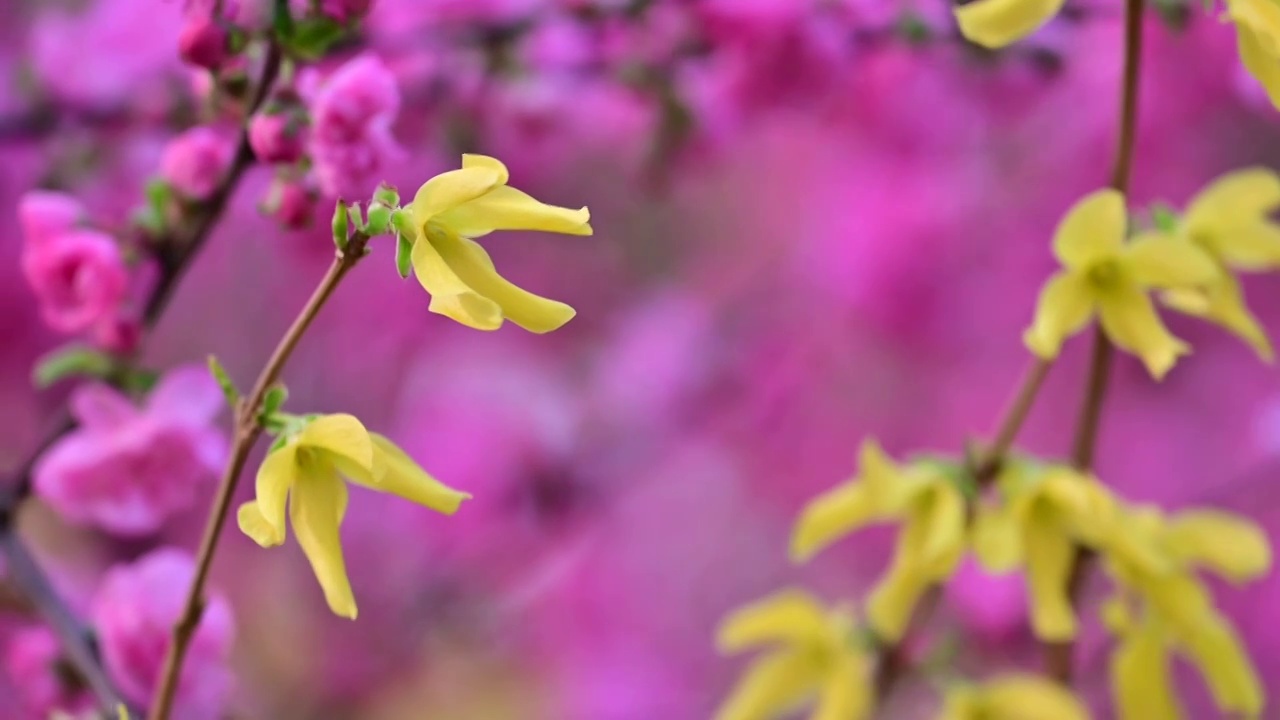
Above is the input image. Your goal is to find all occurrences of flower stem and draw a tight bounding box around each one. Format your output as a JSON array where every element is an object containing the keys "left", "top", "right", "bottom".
[
  {"left": 1043, "top": 0, "right": 1147, "bottom": 684},
  {"left": 146, "top": 233, "right": 371, "bottom": 720}
]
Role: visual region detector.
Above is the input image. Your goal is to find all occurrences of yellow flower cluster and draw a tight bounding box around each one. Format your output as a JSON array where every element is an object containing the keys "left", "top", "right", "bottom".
[{"left": 1025, "top": 171, "right": 1280, "bottom": 378}]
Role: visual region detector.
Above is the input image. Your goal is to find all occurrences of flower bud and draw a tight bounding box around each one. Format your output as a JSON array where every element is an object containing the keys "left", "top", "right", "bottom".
[
  {"left": 249, "top": 112, "right": 309, "bottom": 164},
  {"left": 178, "top": 16, "right": 230, "bottom": 70},
  {"left": 262, "top": 179, "right": 317, "bottom": 230},
  {"left": 160, "top": 126, "right": 235, "bottom": 201}
]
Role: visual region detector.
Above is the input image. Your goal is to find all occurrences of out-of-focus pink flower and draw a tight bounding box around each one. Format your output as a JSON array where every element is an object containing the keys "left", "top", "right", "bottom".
[
  {"left": 264, "top": 179, "right": 318, "bottom": 230},
  {"left": 93, "top": 549, "right": 235, "bottom": 720},
  {"left": 309, "top": 53, "right": 404, "bottom": 199},
  {"left": 320, "top": 0, "right": 376, "bottom": 21},
  {"left": 3, "top": 627, "right": 92, "bottom": 720},
  {"left": 945, "top": 558, "right": 1028, "bottom": 642},
  {"left": 19, "top": 192, "right": 129, "bottom": 336},
  {"left": 249, "top": 111, "right": 309, "bottom": 164},
  {"left": 92, "top": 316, "right": 143, "bottom": 355},
  {"left": 34, "top": 366, "right": 227, "bottom": 535},
  {"left": 160, "top": 126, "right": 235, "bottom": 201},
  {"left": 178, "top": 16, "right": 230, "bottom": 70}
]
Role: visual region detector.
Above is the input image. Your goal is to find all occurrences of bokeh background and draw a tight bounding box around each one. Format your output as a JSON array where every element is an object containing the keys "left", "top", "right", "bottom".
[{"left": 1, "top": 0, "right": 1279, "bottom": 717}]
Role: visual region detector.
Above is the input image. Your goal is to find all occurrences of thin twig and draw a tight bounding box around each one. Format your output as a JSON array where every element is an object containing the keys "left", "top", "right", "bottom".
[{"left": 146, "top": 232, "right": 372, "bottom": 720}]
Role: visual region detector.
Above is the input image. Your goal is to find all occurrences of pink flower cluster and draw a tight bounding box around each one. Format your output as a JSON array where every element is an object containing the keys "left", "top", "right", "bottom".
[
  {"left": 34, "top": 366, "right": 227, "bottom": 535},
  {"left": 308, "top": 53, "right": 404, "bottom": 200},
  {"left": 93, "top": 549, "right": 235, "bottom": 720},
  {"left": 3, "top": 627, "right": 92, "bottom": 720},
  {"left": 160, "top": 126, "right": 236, "bottom": 201}
]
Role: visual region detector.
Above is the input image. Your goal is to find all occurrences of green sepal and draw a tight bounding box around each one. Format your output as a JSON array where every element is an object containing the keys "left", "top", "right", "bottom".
[{"left": 32, "top": 346, "right": 116, "bottom": 388}]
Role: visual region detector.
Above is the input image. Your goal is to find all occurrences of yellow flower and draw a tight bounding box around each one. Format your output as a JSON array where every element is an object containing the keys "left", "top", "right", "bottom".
[
  {"left": 1229, "top": 0, "right": 1280, "bottom": 110},
  {"left": 714, "top": 589, "right": 872, "bottom": 720},
  {"left": 408, "top": 154, "right": 592, "bottom": 333},
  {"left": 1023, "top": 189, "right": 1218, "bottom": 379},
  {"left": 237, "top": 414, "right": 472, "bottom": 618},
  {"left": 940, "top": 675, "right": 1090, "bottom": 720},
  {"left": 1156, "top": 168, "right": 1280, "bottom": 361},
  {"left": 954, "top": 0, "right": 1065, "bottom": 49},
  {"left": 972, "top": 465, "right": 1116, "bottom": 640},
  {"left": 1100, "top": 504, "right": 1270, "bottom": 718},
  {"left": 791, "top": 441, "right": 965, "bottom": 642}
]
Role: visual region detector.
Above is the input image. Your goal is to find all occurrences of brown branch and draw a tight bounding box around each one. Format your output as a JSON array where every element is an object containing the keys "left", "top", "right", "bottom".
[{"left": 146, "top": 231, "right": 372, "bottom": 720}]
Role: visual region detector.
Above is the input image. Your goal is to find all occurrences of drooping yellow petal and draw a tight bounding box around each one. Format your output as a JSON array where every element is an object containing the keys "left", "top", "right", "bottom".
[
  {"left": 1162, "top": 274, "right": 1274, "bottom": 362},
  {"left": 253, "top": 443, "right": 298, "bottom": 545},
  {"left": 979, "top": 675, "right": 1091, "bottom": 720},
  {"left": 1023, "top": 272, "right": 1095, "bottom": 359},
  {"left": 1051, "top": 190, "right": 1127, "bottom": 269},
  {"left": 237, "top": 501, "right": 285, "bottom": 548},
  {"left": 1122, "top": 232, "right": 1219, "bottom": 289},
  {"left": 716, "top": 589, "right": 830, "bottom": 654},
  {"left": 866, "top": 560, "right": 930, "bottom": 644},
  {"left": 1235, "top": 21, "right": 1280, "bottom": 112},
  {"left": 411, "top": 167, "right": 503, "bottom": 225},
  {"left": 461, "top": 153, "right": 510, "bottom": 184},
  {"left": 411, "top": 230, "right": 504, "bottom": 330},
  {"left": 1164, "top": 509, "right": 1272, "bottom": 582},
  {"left": 953, "top": 0, "right": 1067, "bottom": 49},
  {"left": 1024, "top": 511, "right": 1077, "bottom": 640},
  {"left": 290, "top": 472, "right": 356, "bottom": 619},
  {"left": 972, "top": 501, "right": 1024, "bottom": 572},
  {"left": 297, "top": 414, "right": 375, "bottom": 476},
  {"left": 354, "top": 434, "right": 473, "bottom": 514},
  {"left": 1111, "top": 623, "right": 1182, "bottom": 720},
  {"left": 810, "top": 651, "right": 871, "bottom": 720},
  {"left": 713, "top": 649, "right": 823, "bottom": 720},
  {"left": 1096, "top": 281, "right": 1188, "bottom": 380},
  {"left": 436, "top": 185, "right": 592, "bottom": 238},
  {"left": 429, "top": 232, "right": 577, "bottom": 333},
  {"left": 918, "top": 483, "right": 966, "bottom": 570},
  {"left": 1184, "top": 167, "right": 1280, "bottom": 243},
  {"left": 1180, "top": 614, "right": 1265, "bottom": 716}
]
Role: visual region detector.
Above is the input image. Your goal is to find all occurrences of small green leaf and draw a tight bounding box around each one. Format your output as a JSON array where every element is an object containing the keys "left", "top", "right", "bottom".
[
  {"left": 207, "top": 355, "right": 240, "bottom": 407},
  {"left": 1150, "top": 202, "right": 1180, "bottom": 233},
  {"left": 373, "top": 184, "right": 400, "bottom": 208},
  {"left": 32, "top": 346, "right": 116, "bottom": 388},
  {"left": 395, "top": 231, "right": 414, "bottom": 279},
  {"left": 331, "top": 201, "right": 349, "bottom": 251},
  {"left": 286, "top": 17, "right": 348, "bottom": 60},
  {"left": 261, "top": 383, "right": 289, "bottom": 419},
  {"left": 272, "top": 0, "right": 295, "bottom": 40},
  {"left": 365, "top": 203, "right": 393, "bottom": 236}
]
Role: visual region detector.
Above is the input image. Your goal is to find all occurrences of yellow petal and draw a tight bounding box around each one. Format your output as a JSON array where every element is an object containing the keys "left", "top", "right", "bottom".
[
  {"left": 810, "top": 651, "right": 871, "bottom": 720},
  {"left": 1052, "top": 190, "right": 1127, "bottom": 270},
  {"left": 428, "top": 232, "right": 576, "bottom": 333},
  {"left": 1180, "top": 613, "right": 1265, "bottom": 716},
  {"left": 866, "top": 558, "right": 930, "bottom": 643},
  {"left": 298, "top": 414, "right": 375, "bottom": 476},
  {"left": 713, "top": 649, "right": 823, "bottom": 720},
  {"left": 1162, "top": 275, "right": 1274, "bottom": 362},
  {"left": 980, "top": 675, "right": 1091, "bottom": 720},
  {"left": 1235, "top": 21, "right": 1280, "bottom": 113},
  {"left": 1096, "top": 281, "right": 1188, "bottom": 380},
  {"left": 1184, "top": 167, "right": 1280, "bottom": 260},
  {"left": 1023, "top": 272, "right": 1095, "bottom": 359},
  {"left": 461, "top": 153, "right": 509, "bottom": 184},
  {"left": 1121, "top": 232, "right": 1219, "bottom": 289},
  {"left": 350, "top": 434, "right": 473, "bottom": 514},
  {"left": 291, "top": 473, "right": 357, "bottom": 619},
  {"left": 941, "top": 685, "right": 981, "bottom": 720},
  {"left": 411, "top": 232, "right": 504, "bottom": 330},
  {"left": 1111, "top": 623, "right": 1182, "bottom": 720},
  {"left": 437, "top": 185, "right": 592, "bottom": 238},
  {"left": 1024, "top": 512, "right": 1076, "bottom": 640},
  {"left": 953, "top": 0, "right": 1067, "bottom": 49},
  {"left": 411, "top": 167, "right": 503, "bottom": 226},
  {"left": 253, "top": 444, "right": 298, "bottom": 545},
  {"left": 237, "top": 501, "right": 285, "bottom": 548},
  {"left": 717, "top": 589, "right": 830, "bottom": 654},
  {"left": 972, "top": 501, "right": 1024, "bottom": 572},
  {"left": 1164, "top": 509, "right": 1272, "bottom": 582},
  {"left": 918, "top": 483, "right": 966, "bottom": 571},
  {"left": 791, "top": 483, "right": 877, "bottom": 563}
]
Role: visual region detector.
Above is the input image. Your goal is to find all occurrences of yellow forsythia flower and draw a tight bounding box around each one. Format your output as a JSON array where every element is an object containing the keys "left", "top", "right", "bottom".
[
  {"left": 1158, "top": 168, "right": 1280, "bottom": 361},
  {"left": 1023, "top": 189, "right": 1218, "bottom": 379},
  {"left": 972, "top": 464, "right": 1115, "bottom": 640},
  {"left": 408, "top": 154, "right": 592, "bottom": 333},
  {"left": 954, "top": 0, "right": 1064, "bottom": 49},
  {"left": 940, "top": 675, "right": 1090, "bottom": 720},
  {"left": 714, "top": 589, "right": 872, "bottom": 720},
  {"left": 791, "top": 440, "right": 965, "bottom": 642},
  {"left": 237, "top": 414, "right": 471, "bottom": 618},
  {"left": 1100, "top": 505, "right": 1271, "bottom": 718},
  {"left": 1228, "top": 0, "right": 1280, "bottom": 110}
]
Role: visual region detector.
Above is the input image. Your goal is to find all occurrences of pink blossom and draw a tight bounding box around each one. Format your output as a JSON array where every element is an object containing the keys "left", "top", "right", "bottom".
[
  {"left": 160, "top": 127, "right": 236, "bottom": 201},
  {"left": 945, "top": 558, "right": 1029, "bottom": 642},
  {"left": 93, "top": 549, "right": 235, "bottom": 720},
  {"left": 3, "top": 627, "right": 92, "bottom": 719},
  {"left": 34, "top": 366, "right": 228, "bottom": 535},
  {"left": 320, "top": 0, "right": 376, "bottom": 22},
  {"left": 309, "top": 53, "right": 404, "bottom": 199},
  {"left": 264, "top": 179, "right": 317, "bottom": 229},
  {"left": 249, "top": 111, "right": 309, "bottom": 164},
  {"left": 19, "top": 191, "right": 129, "bottom": 335},
  {"left": 178, "top": 16, "right": 230, "bottom": 70}
]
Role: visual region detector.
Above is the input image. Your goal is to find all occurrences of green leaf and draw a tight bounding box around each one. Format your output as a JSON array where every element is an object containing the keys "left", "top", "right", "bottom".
[
  {"left": 395, "top": 231, "right": 414, "bottom": 279},
  {"left": 286, "top": 17, "right": 348, "bottom": 61},
  {"left": 272, "top": 0, "right": 295, "bottom": 40},
  {"left": 331, "top": 201, "right": 349, "bottom": 251},
  {"left": 261, "top": 383, "right": 289, "bottom": 419},
  {"left": 32, "top": 346, "right": 116, "bottom": 388},
  {"left": 365, "top": 203, "right": 393, "bottom": 236},
  {"left": 207, "top": 355, "right": 240, "bottom": 407}
]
